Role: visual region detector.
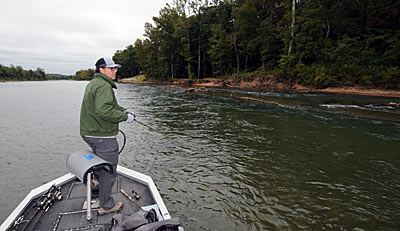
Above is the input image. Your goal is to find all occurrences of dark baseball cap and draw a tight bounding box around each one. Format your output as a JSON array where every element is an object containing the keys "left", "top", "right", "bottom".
[{"left": 95, "top": 57, "right": 121, "bottom": 68}]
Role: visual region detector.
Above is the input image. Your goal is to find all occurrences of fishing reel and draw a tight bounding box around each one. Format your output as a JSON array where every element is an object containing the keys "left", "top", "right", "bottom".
[{"left": 36, "top": 184, "right": 63, "bottom": 211}]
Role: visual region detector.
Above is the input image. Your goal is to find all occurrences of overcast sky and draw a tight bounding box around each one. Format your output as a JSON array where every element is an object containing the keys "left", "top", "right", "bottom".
[{"left": 0, "top": 0, "right": 170, "bottom": 75}]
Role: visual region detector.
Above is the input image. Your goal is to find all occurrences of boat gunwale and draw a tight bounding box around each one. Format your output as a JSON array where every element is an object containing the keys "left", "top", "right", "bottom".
[
  {"left": 0, "top": 173, "right": 75, "bottom": 231},
  {"left": 0, "top": 165, "right": 171, "bottom": 231},
  {"left": 116, "top": 165, "right": 171, "bottom": 219}
]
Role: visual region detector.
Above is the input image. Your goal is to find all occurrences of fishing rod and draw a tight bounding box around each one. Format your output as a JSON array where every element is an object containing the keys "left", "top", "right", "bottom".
[
  {"left": 119, "top": 189, "right": 158, "bottom": 222},
  {"left": 117, "top": 114, "right": 174, "bottom": 156},
  {"left": 118, "top": 115, "right": 163, "bottom": 155},
  {"left": 15, "top": 184, "right": 62, "bottom": 231},
  {"left": 133, "top": 115, "right": 163, "bottom": 135},
  {"left": 120, "top": 189, "right": 146, "bottom": 216}
]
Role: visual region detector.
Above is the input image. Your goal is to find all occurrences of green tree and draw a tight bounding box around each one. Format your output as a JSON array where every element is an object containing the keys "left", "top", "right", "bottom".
[
  {"left": 208, "top": 23, "right": 232, "bottom": 75},
  {"left": 113, "top": 45, "right": 140, "bottom": 79},
  {"left": 134, "top": 39, "right": 146, "bottom": 74},
  {"left": 110, "top": 0, "right": 400, "bottom": 89},
  {"left": 72, "top": 69, "right": 95, "bottom": 80}
]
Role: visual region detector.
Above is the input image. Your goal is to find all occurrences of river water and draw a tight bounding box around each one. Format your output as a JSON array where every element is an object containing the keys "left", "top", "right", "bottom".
[{"left": 0, "top": 81, "right": 400, "bottom": 230}]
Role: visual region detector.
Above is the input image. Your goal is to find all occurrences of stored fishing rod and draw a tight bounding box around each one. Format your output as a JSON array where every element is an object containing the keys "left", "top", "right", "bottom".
[
  {"left": 16, "top": 184, "right": 62, "bottom": 231},
  {"left": 120, "top": 189, "right": 145, "bottom": 215},
  {"left": 119, "top": 189, "right": 158, "bottom": 222}
]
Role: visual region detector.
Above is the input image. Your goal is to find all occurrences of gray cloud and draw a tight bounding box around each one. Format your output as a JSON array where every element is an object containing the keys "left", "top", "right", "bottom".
[{"left": 0, "top": 0, "right": 168, "bottom": 74}]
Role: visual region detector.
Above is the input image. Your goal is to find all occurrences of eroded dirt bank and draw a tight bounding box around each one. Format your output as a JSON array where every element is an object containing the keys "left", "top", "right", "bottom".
[
  {"left": 181, "top": 75, "right": 400, "bottom": 98},
  {"left": 120, "top": 75, "right": 400, "bottom": 98}
]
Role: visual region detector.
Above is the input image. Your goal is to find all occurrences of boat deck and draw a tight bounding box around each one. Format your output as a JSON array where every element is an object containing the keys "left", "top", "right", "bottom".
[{"left": 5, "top": 167, "right": 179, "bottom": 231}]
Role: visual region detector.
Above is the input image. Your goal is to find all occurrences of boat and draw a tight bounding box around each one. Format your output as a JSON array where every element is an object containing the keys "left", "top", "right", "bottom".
[{"left": 0, "top": 151, "right": 183, "bottom": 231}]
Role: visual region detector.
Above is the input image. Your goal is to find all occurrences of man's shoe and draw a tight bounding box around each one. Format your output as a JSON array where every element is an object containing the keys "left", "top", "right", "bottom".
[
  {"left": 92, "top": 179, "right": 99, "bottom": 189},
  {"left": 98, "top": 202, "right": 123, "bottom": 216}
]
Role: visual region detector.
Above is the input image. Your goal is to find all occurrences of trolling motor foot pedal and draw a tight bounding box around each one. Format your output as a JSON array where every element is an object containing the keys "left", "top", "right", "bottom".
[
  {"left": 66, "top": 151, "right": 113, "bottom": 221},
  {"left": 83, "top": 199, "right": 100, "bottom": 209}
]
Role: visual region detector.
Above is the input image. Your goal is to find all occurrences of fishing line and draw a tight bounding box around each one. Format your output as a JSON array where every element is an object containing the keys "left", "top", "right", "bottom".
[
  {"left": 118, "top": 116, "right": 165, "bottom": 155},
  {"left": 133, "top": 116, "right": 164, "bottom": 135}
]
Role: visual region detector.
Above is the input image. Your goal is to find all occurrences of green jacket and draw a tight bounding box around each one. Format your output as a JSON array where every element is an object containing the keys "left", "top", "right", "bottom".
[{"left": 80, "top": 73, "right": 128, "bottom": 136}]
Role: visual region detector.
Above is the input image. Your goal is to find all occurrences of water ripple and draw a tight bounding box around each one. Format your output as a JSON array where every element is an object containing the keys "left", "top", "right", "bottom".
[{"left": 1, "top": 82, "right": 400, "bottom": 230}]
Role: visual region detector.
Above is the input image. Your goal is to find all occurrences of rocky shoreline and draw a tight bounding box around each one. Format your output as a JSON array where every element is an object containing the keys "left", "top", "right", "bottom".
[{"left": 120, "top": 75, "right": 400, "bottom": 98}]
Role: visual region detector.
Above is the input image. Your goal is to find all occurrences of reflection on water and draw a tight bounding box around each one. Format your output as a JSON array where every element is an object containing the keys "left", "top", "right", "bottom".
[{"left": 1, "top": 81, "right": 400, "bottom": 230}]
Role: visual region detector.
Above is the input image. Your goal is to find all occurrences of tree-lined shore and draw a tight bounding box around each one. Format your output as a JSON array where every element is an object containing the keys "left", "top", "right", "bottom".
[
  {"left": 107, "top": 0, "right": 400, "bottom": 90},
  {"left": 3, "top": 0, "right": 400, "bottom": 96},
  {"left": 0, "top": 65, "right": 47, "bottom": 81},
  {"left": 0, "top": 64, "right": 70, "bottom": 81}
]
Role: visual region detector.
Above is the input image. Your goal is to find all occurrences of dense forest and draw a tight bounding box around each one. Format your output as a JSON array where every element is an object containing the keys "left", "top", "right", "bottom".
[
  {"left": 3, "top": 0, "right": 399, "bottom": 90},
  {"left": 107, "top": 0, "right": 400, "bottom": 89},
  {"left": 0, "top": 64, "right": 71, "bottom": 81},
  {"left": 0, "top": 65, "right": 47, "bottom": 81}
]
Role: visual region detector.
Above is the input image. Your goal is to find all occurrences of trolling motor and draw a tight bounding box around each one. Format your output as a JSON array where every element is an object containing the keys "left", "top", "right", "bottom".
[{"left": 66, "top": 151, "right": 113, "bottom": 221}]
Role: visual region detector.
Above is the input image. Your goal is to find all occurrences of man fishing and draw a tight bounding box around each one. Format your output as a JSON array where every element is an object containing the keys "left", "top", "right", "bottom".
[{"left": 80, "top": 57, "right": 135, "bottom": 215}]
